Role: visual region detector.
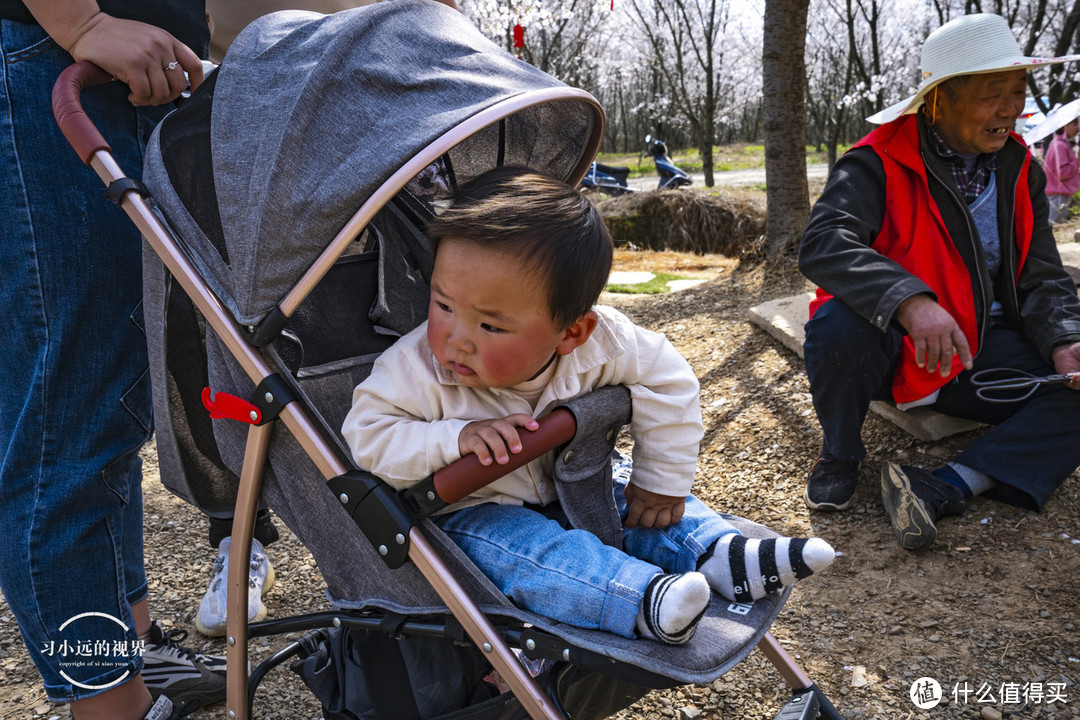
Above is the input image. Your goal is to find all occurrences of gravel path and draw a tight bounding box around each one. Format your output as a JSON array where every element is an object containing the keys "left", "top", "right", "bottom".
[{"left": 2, "top": 252, "right": 1078, "bottom": 720}]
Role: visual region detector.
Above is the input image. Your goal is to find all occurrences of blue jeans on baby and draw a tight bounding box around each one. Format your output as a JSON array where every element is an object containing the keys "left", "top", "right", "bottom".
[
  {"left": 434, "top": 458, "right": 737, "bottom": 639},
  {"left": 0, "top": 20, "right": 170, "bottom": 701}
]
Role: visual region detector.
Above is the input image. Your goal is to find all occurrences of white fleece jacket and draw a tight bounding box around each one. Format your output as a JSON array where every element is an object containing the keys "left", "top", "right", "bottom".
[{"left": 341, "top": 305, "right": 703, "bottom": 511}]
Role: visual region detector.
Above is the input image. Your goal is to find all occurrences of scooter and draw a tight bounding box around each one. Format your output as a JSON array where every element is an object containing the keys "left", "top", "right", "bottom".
[
  {"left": 645, "top": 134, "right": 692, "bottom": 189},
  {"left": 580, "top": 161, "right": 633, "bottom": 195}
]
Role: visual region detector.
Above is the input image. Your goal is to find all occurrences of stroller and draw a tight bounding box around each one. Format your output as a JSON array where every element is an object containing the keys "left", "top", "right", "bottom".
[{"left": 52, "top": 3, "right": 841, "bottom": 718}]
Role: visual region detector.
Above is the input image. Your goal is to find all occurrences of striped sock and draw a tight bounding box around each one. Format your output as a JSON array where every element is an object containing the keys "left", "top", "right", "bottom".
[
  {"left": 635, "top": 572, "right": 710, "bottom": 645},
  {"left": 699, "top": 534, "right": 835, "bottom": 603}
]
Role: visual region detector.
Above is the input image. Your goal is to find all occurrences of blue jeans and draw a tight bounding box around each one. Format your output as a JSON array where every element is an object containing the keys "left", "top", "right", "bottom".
[
  {"left": 0, "top": 21, "right": 169, "bottom": 701},
  {"left": 435, "top": 462, "right": 737, "bottom": 639}
]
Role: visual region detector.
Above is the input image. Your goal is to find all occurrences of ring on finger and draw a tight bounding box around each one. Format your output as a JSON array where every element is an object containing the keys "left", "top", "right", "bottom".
[{"left": 164, "top": 61, "right": 180, "bottom": 71}]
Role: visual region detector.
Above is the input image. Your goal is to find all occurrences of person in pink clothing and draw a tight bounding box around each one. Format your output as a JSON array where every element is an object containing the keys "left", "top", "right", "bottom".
[{"left": 1043, "top": 117, "right": 1080, "bottom": 223}]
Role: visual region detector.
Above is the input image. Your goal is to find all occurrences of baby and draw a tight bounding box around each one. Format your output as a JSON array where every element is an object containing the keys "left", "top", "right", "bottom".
[{"left": 342, "top": 167, "right": 833, "bottom": 644}]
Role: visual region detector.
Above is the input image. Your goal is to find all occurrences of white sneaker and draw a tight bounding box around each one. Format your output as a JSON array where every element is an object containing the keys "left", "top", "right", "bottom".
[{"left": 195, "top": 536, "right": 275, "bottom": 637}]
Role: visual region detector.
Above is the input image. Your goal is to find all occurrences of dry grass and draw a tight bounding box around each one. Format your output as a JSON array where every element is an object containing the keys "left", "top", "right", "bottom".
[
  {"left": 594, "top": 189, "right": 767, "bottom": 259},
  {"left": 611, "top": 248, "right": 739, "bottom": 277}
]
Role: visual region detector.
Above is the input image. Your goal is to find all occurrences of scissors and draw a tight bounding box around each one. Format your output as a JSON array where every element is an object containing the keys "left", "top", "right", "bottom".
[{"left": 970, "top": 368, "right": 1078, "bottom": 403}]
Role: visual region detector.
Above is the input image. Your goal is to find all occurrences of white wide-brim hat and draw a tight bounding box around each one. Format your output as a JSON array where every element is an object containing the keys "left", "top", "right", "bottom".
[{"left": 867, "top": 13, "right": 1080, "bottom": 125}]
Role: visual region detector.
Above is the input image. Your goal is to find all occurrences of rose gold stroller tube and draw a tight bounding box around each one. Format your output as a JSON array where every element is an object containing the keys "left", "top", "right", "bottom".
[
  {"left": 757, "top": 631, "right": 813, "bottom": 689},
  {"left": 84, "top": 148, "right": 345, "bottom": 482},
  {"left": 409, "top": 531, "right": 562, "bottom": 719},
  {"left": 225, "top": 422, "right": 274, "bottom": 720}
]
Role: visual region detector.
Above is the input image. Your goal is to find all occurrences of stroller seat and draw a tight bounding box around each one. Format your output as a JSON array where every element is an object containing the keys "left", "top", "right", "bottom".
[{"left": 147, "top": 173, "right": 789, "bottom": 687}]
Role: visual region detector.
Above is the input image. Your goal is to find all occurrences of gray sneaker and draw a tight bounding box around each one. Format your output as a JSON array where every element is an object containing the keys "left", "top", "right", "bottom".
[
  {"left": 881, "top": 462, "right": 965, "bottom": 550},
  {"left": 142, "top": 620, "right": 226, "bottom": 714}
]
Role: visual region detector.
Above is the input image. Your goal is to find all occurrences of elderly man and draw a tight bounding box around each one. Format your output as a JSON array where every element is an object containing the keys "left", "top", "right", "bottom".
[{"left": 798, "top": 13, "right": 1080, "bottom": 550}]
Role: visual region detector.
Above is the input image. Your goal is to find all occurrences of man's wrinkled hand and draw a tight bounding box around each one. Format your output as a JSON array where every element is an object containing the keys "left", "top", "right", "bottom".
[
  {"left": 1051, "top": 342, "right": 1080, "bottom": 390},
  {"left": 896, "top": 294, "right": 973, "bottom": 377}
]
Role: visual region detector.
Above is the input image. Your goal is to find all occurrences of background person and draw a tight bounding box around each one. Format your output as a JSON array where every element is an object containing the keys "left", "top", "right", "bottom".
[
  {"left": 1043, "top": 117, "right": 1080, "bottom": 223},
  {"left": 798, "top": 13, "right": 1080, "bottom": 550},
  {"left": 0, "top": 2, "right": 225, "bottom": 719}
]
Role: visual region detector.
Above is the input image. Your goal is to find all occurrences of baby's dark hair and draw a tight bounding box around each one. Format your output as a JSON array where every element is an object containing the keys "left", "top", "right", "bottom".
[{"left": 426, "top": 167, "right": 613, "bottom": 329}]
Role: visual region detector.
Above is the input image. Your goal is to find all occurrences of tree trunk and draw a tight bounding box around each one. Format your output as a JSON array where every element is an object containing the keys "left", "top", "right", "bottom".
[
  {"left": 762, "top": 0, "right": 811, "bottom": 256},
  {"left": 701, "top": 106, "right": 716, "bottom": 187}
]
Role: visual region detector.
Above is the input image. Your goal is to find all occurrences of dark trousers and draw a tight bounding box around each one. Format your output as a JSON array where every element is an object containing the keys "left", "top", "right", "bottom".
[
  {"left": 804, "top": 298, "right": 1080, "bottom": 510},
  {"left": 208, "top": 508, "right": 280, "bottom": 549}
]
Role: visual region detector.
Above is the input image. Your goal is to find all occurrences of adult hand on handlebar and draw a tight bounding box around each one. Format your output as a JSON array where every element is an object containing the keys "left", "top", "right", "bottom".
[
  {"left": 66, "top": 14, "right": 204, "bottom": 107},
  {"left": 23, "top": 1, "right": 203, "bottom": 107}
]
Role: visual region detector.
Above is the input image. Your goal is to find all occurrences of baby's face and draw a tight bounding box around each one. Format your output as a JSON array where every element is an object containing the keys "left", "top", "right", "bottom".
[{"left": 427, "top": 239, "right": 567, "bottom": 389}]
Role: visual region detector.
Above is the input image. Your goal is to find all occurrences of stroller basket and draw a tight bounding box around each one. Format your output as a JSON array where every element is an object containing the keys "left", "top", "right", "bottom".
[{"left": 52, "top": 3, "right": 842, "bottom": 718}]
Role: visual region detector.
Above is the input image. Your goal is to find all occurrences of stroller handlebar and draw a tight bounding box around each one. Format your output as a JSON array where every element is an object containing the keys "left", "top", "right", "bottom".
[
  {"left": 431, "top": 407, "right": 577, "bottom": 505},
  {"left": 52, "top": 61, "right": 114, "bottom": 165}
]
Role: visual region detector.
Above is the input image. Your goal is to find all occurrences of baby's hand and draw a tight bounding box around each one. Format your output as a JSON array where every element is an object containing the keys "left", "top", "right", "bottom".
[
  {"left": 458, "top": 414, "right": 540, "bottom": 466},
  {"left": 623, "top": 482, "right": 686, "bottom": 529}
]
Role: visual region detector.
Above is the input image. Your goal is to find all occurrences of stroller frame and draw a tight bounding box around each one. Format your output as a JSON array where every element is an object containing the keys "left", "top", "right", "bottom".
[{"left": 53, "top": 52, "right": 841, "bottom": 720}]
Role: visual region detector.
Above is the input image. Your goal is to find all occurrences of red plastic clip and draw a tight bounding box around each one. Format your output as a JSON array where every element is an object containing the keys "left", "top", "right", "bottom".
[{"left": 202, "top": 387, "right": 262, "bottom": 425}]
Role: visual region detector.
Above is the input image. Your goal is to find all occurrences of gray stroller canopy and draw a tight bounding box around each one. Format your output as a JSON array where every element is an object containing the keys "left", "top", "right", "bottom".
[{"left": 144, "top": 0, "right": 602, "bottom": 329}]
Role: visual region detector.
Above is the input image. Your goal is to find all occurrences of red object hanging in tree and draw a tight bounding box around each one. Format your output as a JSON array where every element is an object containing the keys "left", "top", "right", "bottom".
[{"left": 512, "top": 23, "right": 525, "bottom": 59}]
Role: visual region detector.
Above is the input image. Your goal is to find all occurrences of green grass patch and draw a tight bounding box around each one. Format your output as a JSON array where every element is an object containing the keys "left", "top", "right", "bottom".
[
  {"left": 595, "top": 142, "right": 844, "bottom": 176},
  {"left": 605, "top": 272, "right": 689, "bottom": 294}
]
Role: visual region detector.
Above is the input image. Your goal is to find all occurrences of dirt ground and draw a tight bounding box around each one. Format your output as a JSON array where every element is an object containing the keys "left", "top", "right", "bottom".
[{"left": 2, "top": 249, "right": 1079, "bottom": 720}]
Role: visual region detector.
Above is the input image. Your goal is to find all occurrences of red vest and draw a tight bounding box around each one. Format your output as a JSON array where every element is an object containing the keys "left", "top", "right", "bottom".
[{"left": 809, "top": 114, "right": 1034, "bottom": 403}]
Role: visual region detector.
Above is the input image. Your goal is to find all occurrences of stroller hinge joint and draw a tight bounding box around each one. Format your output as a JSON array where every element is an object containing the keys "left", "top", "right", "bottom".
[
  {"left": 244, "top": 307, "right": 288, "bottom": 347},
  {"left": 252, "top": 374, "right": 298, "bottom": 424},
  {"left": 200, "top": 376, "right": 298, "bottom": 426},
  {"left": 328, "top": 471, "right": 416, "bottom": 569},
  {"left": 772, "top": 689, "right": 822, "bottom": 720},
  {"left": 519, "top": 627, "right": 574, "bottom": 664}
]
